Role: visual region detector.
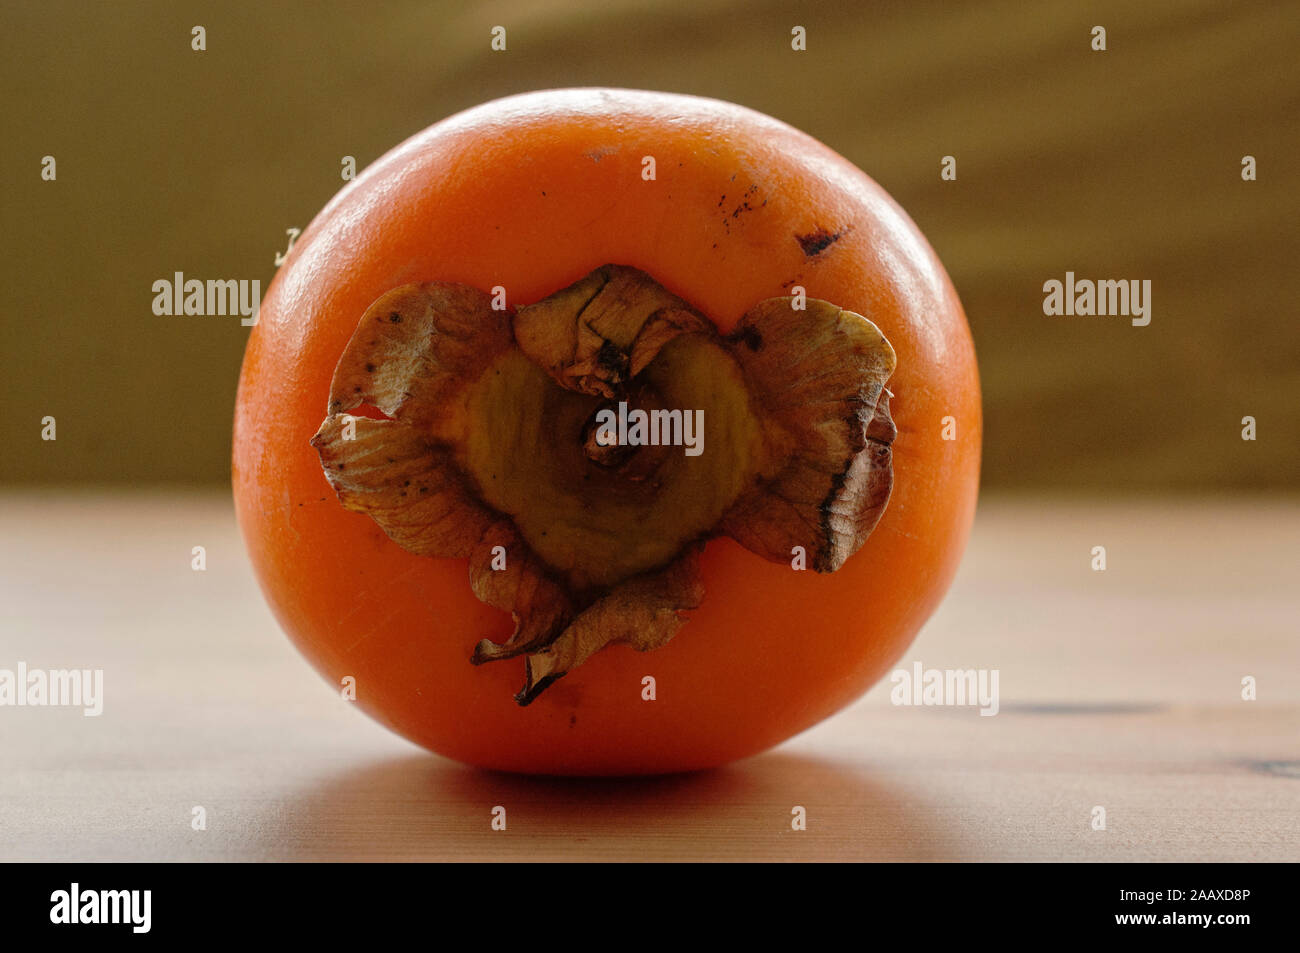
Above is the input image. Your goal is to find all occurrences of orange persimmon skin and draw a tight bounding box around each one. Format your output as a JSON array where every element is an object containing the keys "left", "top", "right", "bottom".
[{"left": 233, "top": 89, "right": 981, "bottom": 775}]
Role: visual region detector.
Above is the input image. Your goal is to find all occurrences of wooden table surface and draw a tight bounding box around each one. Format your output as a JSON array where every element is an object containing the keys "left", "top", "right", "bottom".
[{"left": 1, "top": 493, "right": 1296, "bottom": 862}]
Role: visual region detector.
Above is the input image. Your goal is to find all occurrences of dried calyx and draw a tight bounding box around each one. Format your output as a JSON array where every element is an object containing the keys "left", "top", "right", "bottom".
[{"left": 310, "top": 265, "right": 896, "bottom": 704}]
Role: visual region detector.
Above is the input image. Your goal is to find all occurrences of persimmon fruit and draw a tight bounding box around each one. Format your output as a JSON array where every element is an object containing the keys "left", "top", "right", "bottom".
[{"left": 232, "top": 88, "right": 981, "bottom": 775}]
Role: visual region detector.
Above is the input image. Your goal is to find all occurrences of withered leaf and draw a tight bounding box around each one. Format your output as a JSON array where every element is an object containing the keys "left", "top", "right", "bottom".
[
  {"left": 719, "top": 297, "right": 897, "bottom": 572},
  {"left": 327, "top": 282, "right": 513, "bottom": 428},
  {"left": 469, "top": 521, "right": 575, "bottom": 663},
  {"left": 514, "top": 265, "right": 712, "bottom": 398},
  {"left": 314, "top": 268, "right": 897, "bottom": 706},
  {"left": 311, "top": 414, "right": 495, "bottom": 559},
  {"left": 516, "top": 546, "right": 705, "bottom": 705}
]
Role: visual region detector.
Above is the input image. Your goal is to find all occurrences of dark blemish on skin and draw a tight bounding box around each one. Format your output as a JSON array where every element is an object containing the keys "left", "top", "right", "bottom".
[
  {"left": 569, "top": 714, "right": 577, "bottom": 727},
  {"left": 389, "top": 312, "right": 402, "bottom": 323},
  {"left": 796, "top": 228, "right": 844, "bottom": 257},
  {"left": 337, "top": 463, "right": 346, "bottom": 471},
  {"left": 718, "top": 195, "right": 726, "bottom": 207},
  {"left": 365, "top": 363, "right": 376, "bottom": 373},
  {"left": 721, "top": 184, "right": 760, "bottom": 221},
  {"left": 353, "top": 386, "right": 362, "bottom": 393}
]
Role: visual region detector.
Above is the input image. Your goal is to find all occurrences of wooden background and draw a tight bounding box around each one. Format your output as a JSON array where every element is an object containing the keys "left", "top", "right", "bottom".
[
  {"left": 3, "top": 0, "right": 1298, "bottom": 489},
  {"left": 2, "top": 493, "right": 1295, "bottom": 861}
]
